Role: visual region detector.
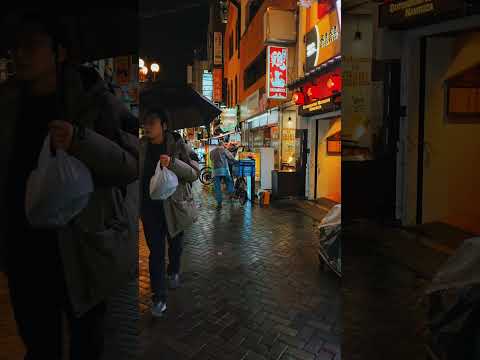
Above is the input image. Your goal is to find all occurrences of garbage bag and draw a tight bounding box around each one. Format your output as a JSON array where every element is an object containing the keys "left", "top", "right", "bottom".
[
  {"left": 25, "top": 135, "right": 94, "bottom": 228},
  {"left": 149, "top": 162, "right": 178, "bottom": 200},
  {"left": 319, "top": 204, "right": 341, "bottom": 228},
  {"left": 426, "top": 237, "right": 480, "bottom": 294}
]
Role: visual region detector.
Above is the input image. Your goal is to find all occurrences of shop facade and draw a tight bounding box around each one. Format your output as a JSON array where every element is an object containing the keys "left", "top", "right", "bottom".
[
  {"left": 289, "top": 0, "right": 342, "bottom": 203},
  {"left": 375, "top": 0, "right": 480, "bottom": 233}
]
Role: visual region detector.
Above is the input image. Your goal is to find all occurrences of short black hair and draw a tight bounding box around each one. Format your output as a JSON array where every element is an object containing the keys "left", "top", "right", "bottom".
[
  {"left": 15, "top": 11, "right": 70, "bottom": 52},
  {"left": 143, "top": 108, "right": 169, "bottom": 126}
]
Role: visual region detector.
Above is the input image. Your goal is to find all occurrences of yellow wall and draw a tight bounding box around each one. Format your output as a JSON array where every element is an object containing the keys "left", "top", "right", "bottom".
[
  {"left": 421, "top": 35, "right": 480, "bottom": 234},
  {"left": 308, "top": 118, "right": 341, "bottom": 203}
]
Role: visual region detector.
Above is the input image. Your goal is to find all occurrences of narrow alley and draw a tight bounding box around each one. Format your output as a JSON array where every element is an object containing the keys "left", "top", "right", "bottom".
[{"left": 139, "top": 185, "right": 341, "bottom": 360}]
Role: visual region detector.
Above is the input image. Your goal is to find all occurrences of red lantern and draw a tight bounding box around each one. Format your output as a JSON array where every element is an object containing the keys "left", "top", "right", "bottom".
[
  {"left": 305, "top": 85, "right": 322, "bottom": 100},
  {"left": 293, "top": 92, "right": 305, "bottom": 105},
  {"left": 326, "top": 74, "right": 341, "bottom": 92}
]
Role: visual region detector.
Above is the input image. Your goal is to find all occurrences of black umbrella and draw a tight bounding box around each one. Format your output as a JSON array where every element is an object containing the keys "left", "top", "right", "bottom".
[
  {"left": 1, "top": 7, "right": 137, "bottom": 62},
  {"left": 1, "top": 7, "right": 138, "bottom": 122},
  {"left": 140, "top": 84, "right": 222, "bottom": 130}
]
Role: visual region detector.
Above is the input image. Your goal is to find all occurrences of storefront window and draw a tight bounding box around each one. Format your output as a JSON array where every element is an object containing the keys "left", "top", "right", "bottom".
[{"left": 281, "top": 112, "right": 296, "bottom": 171}]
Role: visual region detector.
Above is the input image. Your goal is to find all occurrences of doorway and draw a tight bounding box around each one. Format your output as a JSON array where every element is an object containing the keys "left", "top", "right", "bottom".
[{"left": 418, "top": 32, "right": 480, "bottom": 235}]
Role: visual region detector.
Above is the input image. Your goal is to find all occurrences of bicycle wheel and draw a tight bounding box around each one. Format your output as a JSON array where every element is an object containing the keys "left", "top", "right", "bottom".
[{"left": 200, "top": 167, "right": 214, "bottom": 185}]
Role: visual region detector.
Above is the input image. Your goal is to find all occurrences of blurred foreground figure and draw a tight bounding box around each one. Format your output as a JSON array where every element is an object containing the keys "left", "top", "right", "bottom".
[{"left": 0, "top": 12, "right": 139, "bottom": 360}]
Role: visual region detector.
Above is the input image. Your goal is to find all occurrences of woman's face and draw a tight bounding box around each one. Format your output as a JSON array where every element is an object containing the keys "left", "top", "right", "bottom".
[{"left": 143, "top": 115, "right": 166, "bottom": 141}]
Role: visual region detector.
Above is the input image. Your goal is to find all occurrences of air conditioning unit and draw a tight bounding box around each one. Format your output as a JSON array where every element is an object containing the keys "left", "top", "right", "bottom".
[{"left": 264, "top": 8, "right": 297, "bottom": 45}]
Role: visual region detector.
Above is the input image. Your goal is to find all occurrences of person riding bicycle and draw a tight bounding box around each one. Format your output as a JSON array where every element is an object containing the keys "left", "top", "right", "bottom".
[{"left": 209, "top": 140, "right": 236, "bottom": 209}]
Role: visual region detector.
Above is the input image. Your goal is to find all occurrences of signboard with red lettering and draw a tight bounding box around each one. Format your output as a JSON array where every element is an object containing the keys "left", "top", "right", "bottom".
[
  {"left": 267, "top": 46, "right": 288, "bottom": 99},
  {"left": 213, "top": 68, "right": 223, "bottom": 102}
]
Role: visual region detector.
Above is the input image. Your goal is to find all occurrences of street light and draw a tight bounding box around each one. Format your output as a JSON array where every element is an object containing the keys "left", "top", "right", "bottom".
[
  {"left": 150, "top": 62, "right": 160, "bottom": 80},
  {"left": 139, "top": 58, "right": 145, "bottom": 68}
]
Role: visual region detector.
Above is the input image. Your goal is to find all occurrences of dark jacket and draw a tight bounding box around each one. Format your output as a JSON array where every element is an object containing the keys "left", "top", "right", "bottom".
[{"left": 0, "top": 65, "right": 139, "bottom": 316}]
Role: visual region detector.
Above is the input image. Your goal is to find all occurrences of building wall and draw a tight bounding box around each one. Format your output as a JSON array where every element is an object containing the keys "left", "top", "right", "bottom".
[
  {"left": 317, "top": 118, "right": 341, "bottom": 202},
  {"left": 225, "top": 2, "right": 240, "bottom": 106},
  {"left": 239, "top": 0, "right": 297, "bottom": 104},
  {"left": 421, "top": 35, "right": 480, "bottom": 234},
  {"left": 396, "top": 16, "right": 480, "bottom": 228}
]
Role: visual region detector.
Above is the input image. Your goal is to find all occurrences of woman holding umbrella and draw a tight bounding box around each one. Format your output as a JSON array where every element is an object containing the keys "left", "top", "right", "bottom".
[
  {"left": 1, "top": 12, "right": 139, "bottom": 359},
  {"left": 140, "top": 108, "right": 198, "bottom": 317}
]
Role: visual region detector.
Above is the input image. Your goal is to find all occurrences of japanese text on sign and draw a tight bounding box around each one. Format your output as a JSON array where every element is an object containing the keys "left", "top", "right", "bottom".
[{"left": 267, "top": 46, "right": 288, "bottom": 99}]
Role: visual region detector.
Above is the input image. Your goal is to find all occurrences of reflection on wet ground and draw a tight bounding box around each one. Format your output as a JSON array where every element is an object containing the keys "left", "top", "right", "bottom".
[{"left": 140, "top": 184, "right": 341, "bottom": 359}]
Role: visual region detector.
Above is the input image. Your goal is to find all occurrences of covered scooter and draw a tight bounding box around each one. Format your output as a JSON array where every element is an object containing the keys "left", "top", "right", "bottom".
[
  {"left": 424, "top": 237, "right": 480, "bottom": 360},
  {"left": 318, "top": 204, "right": 341, "bottom": 277}
]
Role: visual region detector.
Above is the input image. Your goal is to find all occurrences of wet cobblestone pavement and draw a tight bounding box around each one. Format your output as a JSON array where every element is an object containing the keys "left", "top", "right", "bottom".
[{"left": 139, "top": 185, "right": 341, "bottom": 360}]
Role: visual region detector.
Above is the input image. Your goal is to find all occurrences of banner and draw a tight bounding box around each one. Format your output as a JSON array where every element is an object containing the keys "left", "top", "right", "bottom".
[
  {"left": 114, "top": 56, "right": 130, "bottom": 85},
  {"left": 378, "top": 0, "right": 466, "bottom": 28},
  {"left": 213, "top": 68, "right": 223, "bottom": 102},
  {"left": 305, "top": 8, "right": 341, "bottom": 72},
  {"left": 214, "top": 32, "right": 223, "bottom": 65},
  {"left": 267, "top": 46, "right": 288, "bottom": 99}
]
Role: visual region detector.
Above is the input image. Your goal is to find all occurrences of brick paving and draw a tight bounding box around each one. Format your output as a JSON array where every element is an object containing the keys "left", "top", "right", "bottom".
[
  {"left": 139, "top": 184, "right": 341, "bottom": 360},
  {"left": 342, "top": 221, "right": 453, "bottom": 360},
  {"left": 0, "top": 274, "right": 24, "bottom": 360}
]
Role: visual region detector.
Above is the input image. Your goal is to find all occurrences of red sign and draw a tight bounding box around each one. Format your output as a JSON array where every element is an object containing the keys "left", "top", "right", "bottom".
[
  {"left": 267, "top": 46, "right": 288, "bottom": 99},
  {"left": 299, "top": 66, "right": 342, "bottom": 106},
  {"left": 213, "top": 68, "right": 222, "bottom": 102},
  {"left": 293, "top": 92, "right": 305, "bottom": 105}
]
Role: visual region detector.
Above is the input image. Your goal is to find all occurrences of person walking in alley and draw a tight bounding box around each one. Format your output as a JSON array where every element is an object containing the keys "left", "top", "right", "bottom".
[
  {"left": 140, "top": 109, "right": 198, "bottom": 317},
  {"left": 0, "top": 12, "right": 139, "bottom": 360},
  {"left": 210, "top": 140, "right": 236, "bottom": 209}
]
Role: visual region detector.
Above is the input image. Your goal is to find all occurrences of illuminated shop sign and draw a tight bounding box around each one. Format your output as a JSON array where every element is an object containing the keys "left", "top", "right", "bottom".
[
  {"left": 298, "top": 96, "right": 341, "bottom": 116},
  {"left": 267, "top": 46, "right": 288, "bottom": 99},
  {"left": 202, "top": 71, "right": 213, "bottom": 100},
  {"left": 378, "top": 0, "right": 466, "bottom": 28},
  {"left": 305, "top": 9, "right": 341, "bottom": 72},
  {"left": 213, "top": 68, "right": 223, "bottom": 102}
]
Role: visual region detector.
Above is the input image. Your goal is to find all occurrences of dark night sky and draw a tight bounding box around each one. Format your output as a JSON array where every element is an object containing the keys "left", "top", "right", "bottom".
[{"left": 140, "top": 1, "right": 211, "bottom": 85}]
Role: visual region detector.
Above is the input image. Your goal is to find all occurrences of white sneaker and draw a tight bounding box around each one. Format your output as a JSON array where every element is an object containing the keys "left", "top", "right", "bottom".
[{"left": 151, "top": 301, "right": 167, "bottom": 317}]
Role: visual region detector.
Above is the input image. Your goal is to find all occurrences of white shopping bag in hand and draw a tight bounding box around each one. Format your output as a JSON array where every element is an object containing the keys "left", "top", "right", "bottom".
[
  {"left": 149, "top": 161, "right": 178, "bottom": 200},
  {"left": 25, "top": 135, "right": 94, "bottom": 227}
]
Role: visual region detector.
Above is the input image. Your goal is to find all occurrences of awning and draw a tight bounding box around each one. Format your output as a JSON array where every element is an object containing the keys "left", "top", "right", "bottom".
[{"left": 288, "top": 55, "right": 341, "bottom": 90}]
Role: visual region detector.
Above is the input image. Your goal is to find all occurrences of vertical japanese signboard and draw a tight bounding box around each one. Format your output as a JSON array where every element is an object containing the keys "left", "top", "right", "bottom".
[
  {"left": 214, "top": 32, "right": 223, "bottom": 65},
  {"left": 213, "top": 68, "right": 223, "bottom": 102},
  {"left": 114, "top": 56, "right": 130, "bottom": 85},
  {"left": 267, "top": 46, "right": 288, "bottom": 99}
]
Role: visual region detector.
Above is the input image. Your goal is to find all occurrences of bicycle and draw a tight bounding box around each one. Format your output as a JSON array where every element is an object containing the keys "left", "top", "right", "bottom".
[{"left": 199, "top": 166, "right": 214, "bottom": 185}]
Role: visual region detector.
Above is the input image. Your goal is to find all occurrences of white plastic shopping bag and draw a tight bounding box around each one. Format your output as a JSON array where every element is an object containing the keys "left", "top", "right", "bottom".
[
  {"left": 25, "top": 135, "right": 94, "bottom": 228},
  {"left": 149, "top": 162, "right": 178, "bottom": 200}
]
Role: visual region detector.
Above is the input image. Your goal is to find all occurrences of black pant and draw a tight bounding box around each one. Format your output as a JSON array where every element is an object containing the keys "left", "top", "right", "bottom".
[
  {"left": 141, "top": 201, "right": 184, "bottom": 303},
  {"left": 6, "top": 234, "right": 106, "bottom": 360}
]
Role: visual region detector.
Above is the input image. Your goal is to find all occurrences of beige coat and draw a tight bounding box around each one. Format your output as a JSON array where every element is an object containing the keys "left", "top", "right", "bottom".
[
  {"left": 0, "top": 66, "right": 139, "bottom": 316},
  {"left": 139, "top": 133, "right": 199, "bottom": 238}
]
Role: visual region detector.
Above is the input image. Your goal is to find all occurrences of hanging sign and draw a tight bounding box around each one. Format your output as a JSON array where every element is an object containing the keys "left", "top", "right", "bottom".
[
  {"left": 214, "top": 32, "right": 223, "bottom": 65},
  {"left": 267, "top": 46, "right": 288, "bottom": 99},
  {"left": 378, "top": 0, "right": 466, "bottom": 28},
  {"left": 114, "top": 56, "right": 130, "bottom": 85},
  {"left": 305, "top": 8, "right": 341, "bottom": 72},
  {"left": 213, "top": 68, "right": 223, "bottom": 102}
]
